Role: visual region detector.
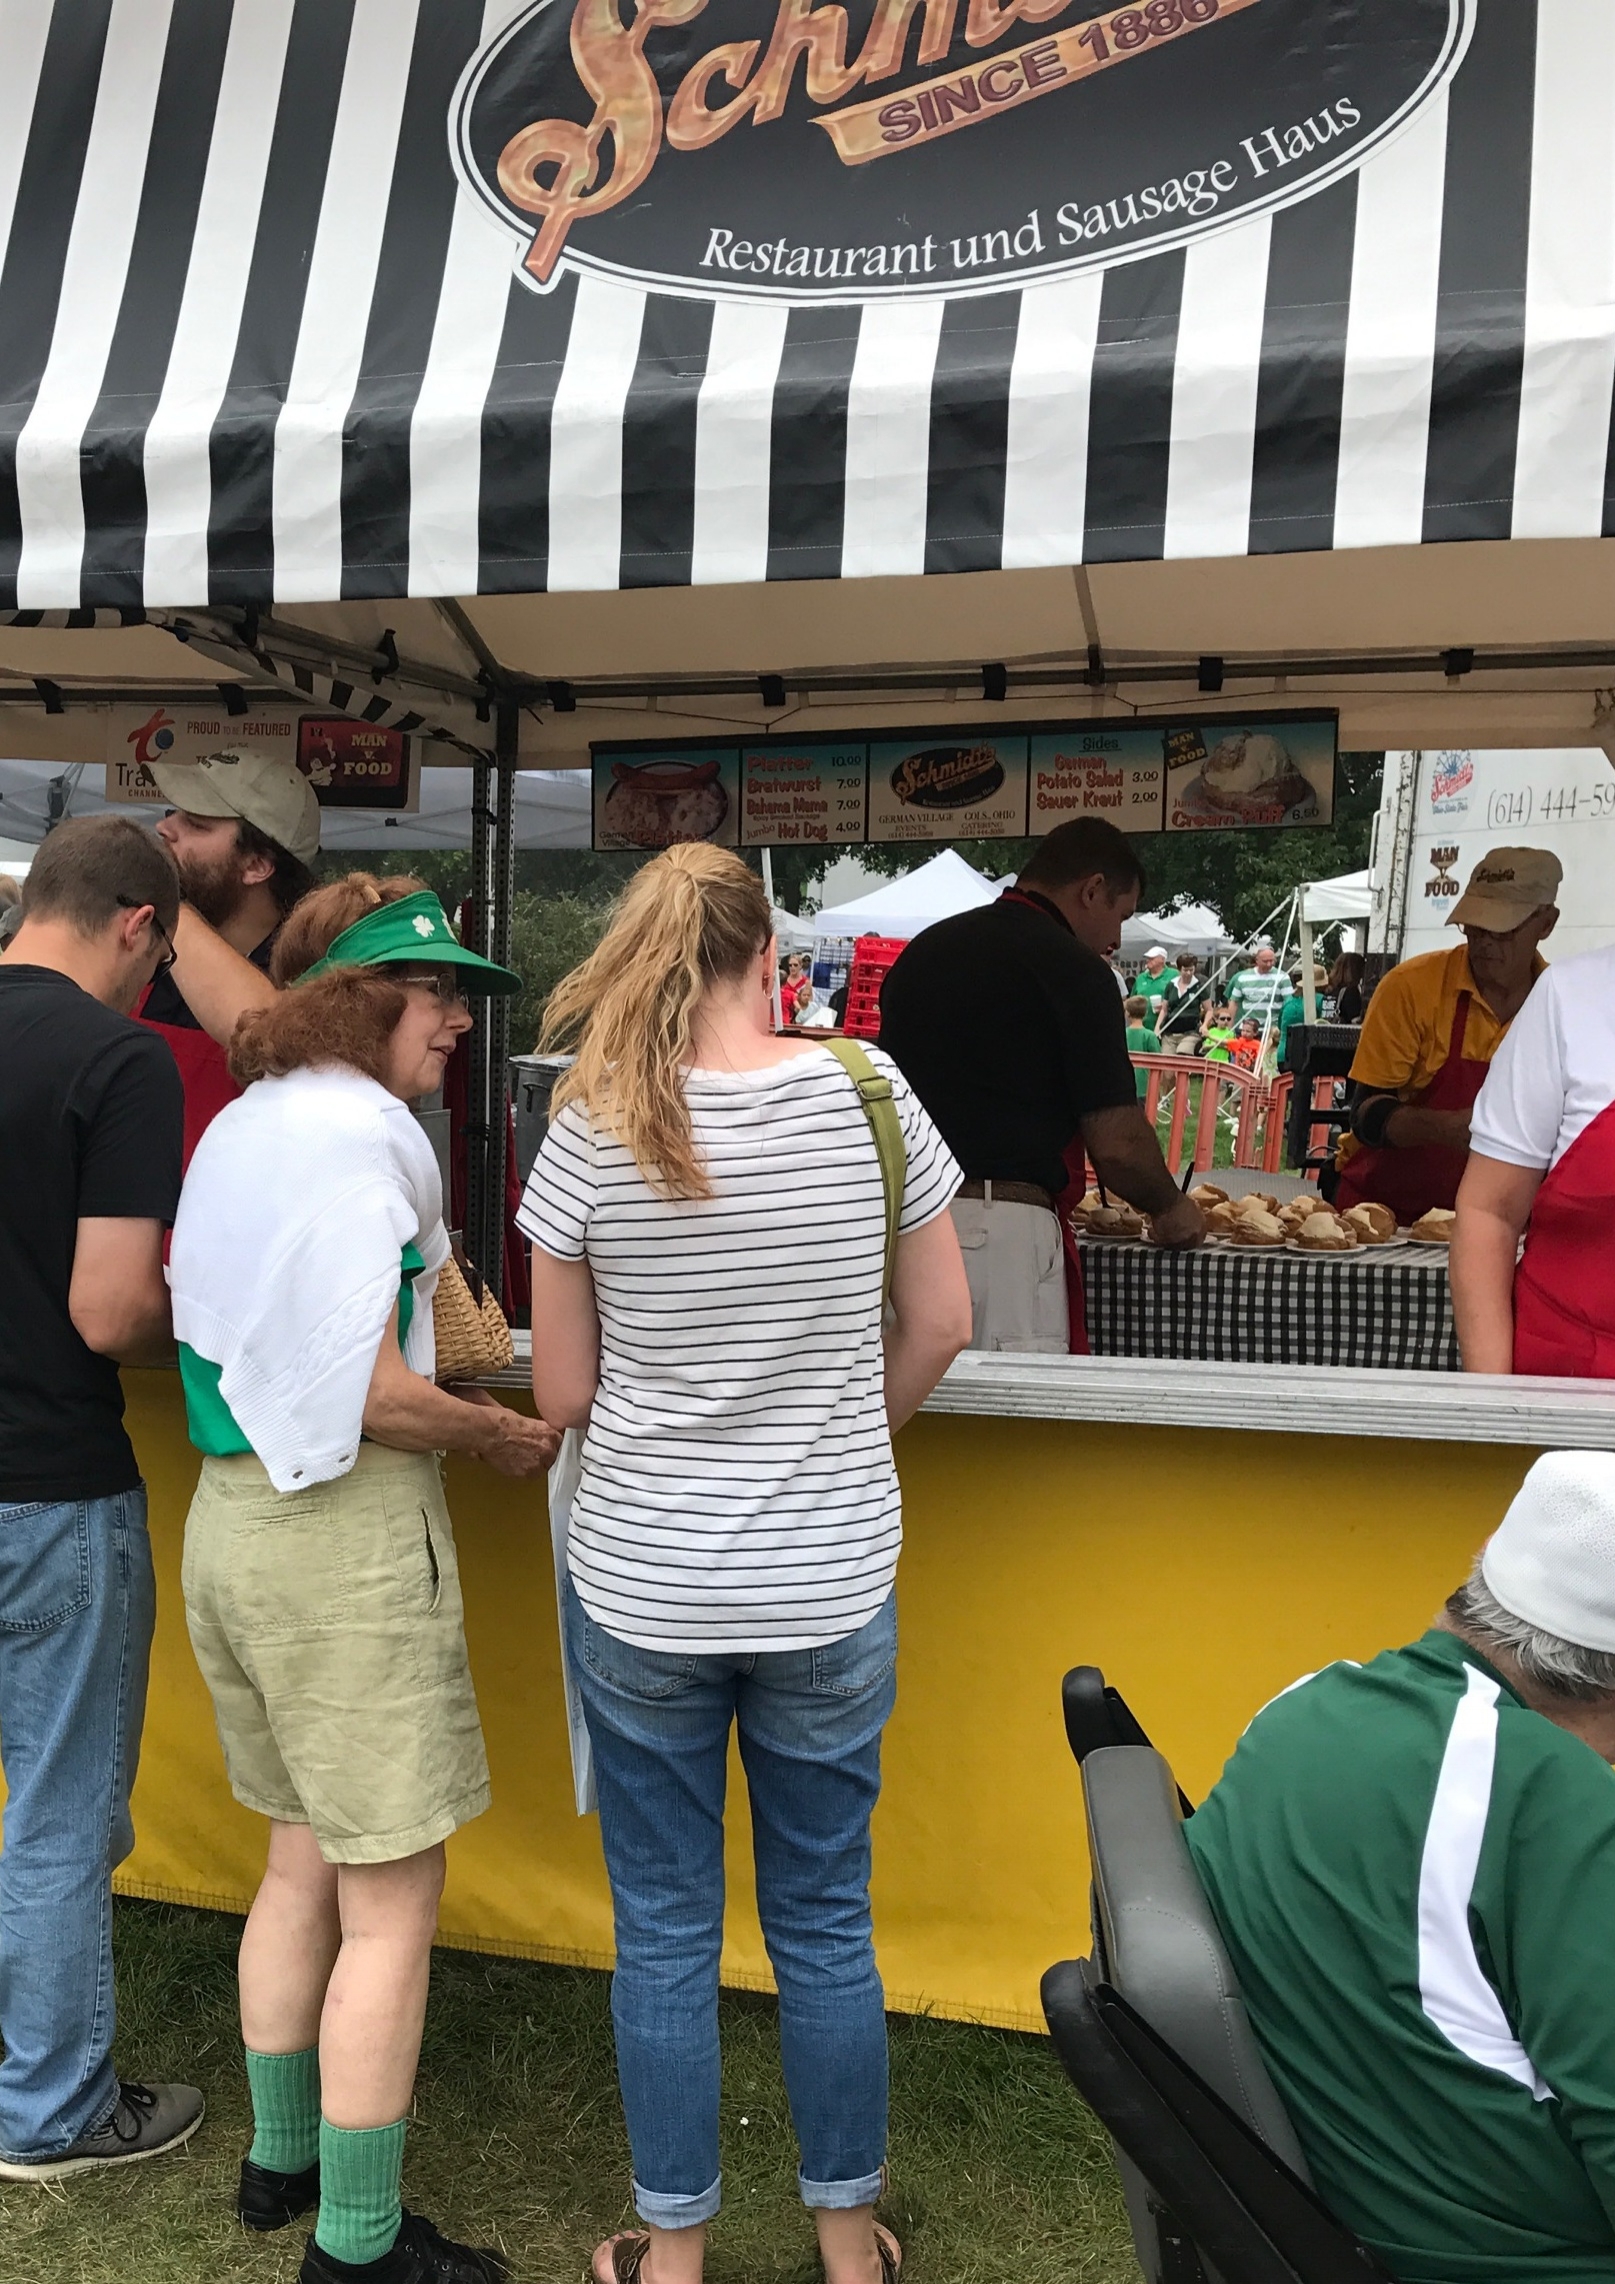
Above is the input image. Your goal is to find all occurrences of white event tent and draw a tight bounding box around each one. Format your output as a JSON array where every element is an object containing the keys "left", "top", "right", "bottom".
[{"left": 812, "top": 850, "right": 1007, "bottom": 946}]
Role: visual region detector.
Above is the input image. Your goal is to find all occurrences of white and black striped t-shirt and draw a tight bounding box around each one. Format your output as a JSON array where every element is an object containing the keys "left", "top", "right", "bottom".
[{"left": 517, "top": 1044, "right": 960, "bottom": 1652}]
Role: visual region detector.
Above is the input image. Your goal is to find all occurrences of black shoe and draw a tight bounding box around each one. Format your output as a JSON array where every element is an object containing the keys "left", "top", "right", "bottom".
[
  {"left": 239, "top": 2153, "right": 321, "bottom": 2230},
  {"left": 299, "top": 2208, "right": 510, "bottom": 2283},
  {"left": 0, "top": 2081, "right": 205, "bottom": 2180}
]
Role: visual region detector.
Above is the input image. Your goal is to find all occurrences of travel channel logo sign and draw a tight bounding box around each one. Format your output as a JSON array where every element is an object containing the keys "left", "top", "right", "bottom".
[
  {"left": 1429, "top": 750, "right": 1475, "bottom": 816},
  {"left": 451, "top": 0, "right": 1473, "bottom": 303}
]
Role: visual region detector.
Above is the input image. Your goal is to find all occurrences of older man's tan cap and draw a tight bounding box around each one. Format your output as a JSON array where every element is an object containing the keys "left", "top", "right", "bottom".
[
  {"left": 1448, "top": 846, "right": 1562, "bottom": 932},
  {"left": 147, "top": 747, "right": 322, "bottom": 864}
]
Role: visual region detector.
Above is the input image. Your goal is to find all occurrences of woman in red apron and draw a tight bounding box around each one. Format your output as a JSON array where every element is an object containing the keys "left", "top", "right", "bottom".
[
  {"left": 1335, "top": 993, "right": 1491, "bottom": 1223},
  {"left": 1509, "top": 1106, "right": 1615, "bottom": 1376}
]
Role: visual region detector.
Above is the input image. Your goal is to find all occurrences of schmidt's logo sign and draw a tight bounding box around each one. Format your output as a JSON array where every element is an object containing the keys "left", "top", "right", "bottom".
[{"left": 451, "top": 0, "right": 1473, "bottom": 303}]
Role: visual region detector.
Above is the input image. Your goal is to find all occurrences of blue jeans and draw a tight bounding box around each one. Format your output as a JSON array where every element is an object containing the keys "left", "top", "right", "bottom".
[
  {"left": 0, "top": 1489, "right": 154, "bottom": 2159},
  {"left": 565, "top": 1579, "right": 896, "bottom": 2229}
]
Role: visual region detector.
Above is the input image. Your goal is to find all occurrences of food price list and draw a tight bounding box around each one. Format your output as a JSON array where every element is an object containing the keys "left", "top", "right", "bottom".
[
  {"left": 1029, "top": 731, "right": 1164, "bottom": 829},
  {"left": 740, "top": 744, "right": 868, "bottom": 846},
  {"left": 592, "top": 712, "right": 1335, "bottom": 849}
]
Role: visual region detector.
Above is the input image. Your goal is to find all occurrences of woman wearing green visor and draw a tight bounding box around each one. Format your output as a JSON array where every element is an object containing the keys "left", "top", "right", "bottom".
[{"left": 169, "top": 874, "right": 557, "bottom": 2284}]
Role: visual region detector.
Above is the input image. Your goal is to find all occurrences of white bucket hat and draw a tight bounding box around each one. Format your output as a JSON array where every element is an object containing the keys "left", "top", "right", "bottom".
[{"left": 1481, "top": 1452, "right": 1615, "bottom": 1653}]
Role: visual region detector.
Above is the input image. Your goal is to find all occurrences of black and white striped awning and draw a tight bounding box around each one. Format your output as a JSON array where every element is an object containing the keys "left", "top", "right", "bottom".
[{"left": 0, "top": 0, "right": 1608, "bottom": 611}]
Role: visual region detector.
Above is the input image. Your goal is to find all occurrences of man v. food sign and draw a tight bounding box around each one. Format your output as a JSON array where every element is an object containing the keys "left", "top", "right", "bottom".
[{"left": 452, "top": 0, "right": 1473, "bottom": 302}]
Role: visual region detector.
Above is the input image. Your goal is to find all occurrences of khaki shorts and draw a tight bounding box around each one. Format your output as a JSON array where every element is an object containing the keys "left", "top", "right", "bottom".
[{"left": 181, "top": 1443, "right": 490, "bottom": 1864}]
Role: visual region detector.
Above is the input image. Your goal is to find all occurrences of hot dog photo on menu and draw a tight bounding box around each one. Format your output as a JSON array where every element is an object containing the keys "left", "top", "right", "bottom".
[{"left": 595, "top": 752, "right": 741, "bottom": 849}]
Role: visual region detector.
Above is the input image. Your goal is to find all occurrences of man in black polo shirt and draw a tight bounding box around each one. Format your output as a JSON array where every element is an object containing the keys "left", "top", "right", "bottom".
[
  {"left": 0, "top": 817, "right": 203, "bottom": 2179},
  {"left": 879, "top": 818, "right": 1202, "bottom": 1352}
]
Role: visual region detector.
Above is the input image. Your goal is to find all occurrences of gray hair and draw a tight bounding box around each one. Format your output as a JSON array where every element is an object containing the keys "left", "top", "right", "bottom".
[{"left": 1446, "top": 1556, "right": 1615, "bottom": 1701}]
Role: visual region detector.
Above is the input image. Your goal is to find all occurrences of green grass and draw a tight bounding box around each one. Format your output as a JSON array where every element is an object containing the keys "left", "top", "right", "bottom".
[{"left": 0, "top": 1901, "right": 1137, "bottom": 2284}]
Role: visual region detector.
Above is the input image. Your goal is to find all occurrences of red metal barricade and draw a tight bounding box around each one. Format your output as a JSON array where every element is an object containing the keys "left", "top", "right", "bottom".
[{"left": 1128, "top": 1053, "right": 1293, "bottom": 1175}]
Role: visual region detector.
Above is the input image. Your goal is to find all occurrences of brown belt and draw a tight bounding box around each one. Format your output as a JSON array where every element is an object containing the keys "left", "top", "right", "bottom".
[{"left": 955, "top": 1179, "right": 1056, "bottom": 1209}]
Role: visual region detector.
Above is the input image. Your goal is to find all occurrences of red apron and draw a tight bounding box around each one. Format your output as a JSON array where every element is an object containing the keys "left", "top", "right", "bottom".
[
  {"left": 1513, "top": 1098, "right": 1615, "bottom": 1378},
  {"left": 1335, "top": 992, "right": 1489, "bottom": 1223},
  {"left": 136, "top": 994, "right": 242, "bottom": 1173}
]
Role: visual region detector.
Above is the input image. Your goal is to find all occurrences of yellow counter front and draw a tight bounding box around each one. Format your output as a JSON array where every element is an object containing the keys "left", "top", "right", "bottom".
[{"left": 114, "top": 1357, "right": 1605, "bottom": 2032}]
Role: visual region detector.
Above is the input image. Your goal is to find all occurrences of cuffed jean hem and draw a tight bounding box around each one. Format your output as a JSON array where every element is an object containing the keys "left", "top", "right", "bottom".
[
  {"left": 799, "top": 2167, "right": 886, "bottom": 2211},
  {"left": 632, "top": 2173, "right": 722, "bottom": 2229}
]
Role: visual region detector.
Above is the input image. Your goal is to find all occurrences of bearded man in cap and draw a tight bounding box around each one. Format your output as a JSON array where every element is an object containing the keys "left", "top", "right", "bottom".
[
  {"left": 1334, "top": 846, "right": 1561, "bottom": 1224},
  {"left": 139, "top": 748, "right": 320, "bottom": 1167},
  {"left": 1188, "top": 1451, "right": 1615, "bottom": 2282}
]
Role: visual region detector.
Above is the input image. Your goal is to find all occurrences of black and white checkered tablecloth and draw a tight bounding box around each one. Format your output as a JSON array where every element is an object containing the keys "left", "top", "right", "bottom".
[{"left": 1077, "top": 1237, "right": 1458, "bottom": 1370}]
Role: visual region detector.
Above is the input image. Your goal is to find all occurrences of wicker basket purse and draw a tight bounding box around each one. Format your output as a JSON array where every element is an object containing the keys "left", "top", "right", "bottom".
[{"left": 432, "top": 1243, "right": 515, "bottom": 1383}]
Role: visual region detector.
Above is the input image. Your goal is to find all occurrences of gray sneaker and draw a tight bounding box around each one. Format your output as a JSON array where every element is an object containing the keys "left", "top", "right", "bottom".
[{"left": 0, "top": 2081, "right": 204, "bottom": 2179}]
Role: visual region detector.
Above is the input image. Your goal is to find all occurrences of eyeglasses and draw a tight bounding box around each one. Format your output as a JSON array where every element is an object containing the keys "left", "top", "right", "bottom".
[
  {"left": 392, "top": 969, "right": 471, "bottom": 1010},
  {"left": 116, "top": 895, "right": 176, "bottom": 973}
]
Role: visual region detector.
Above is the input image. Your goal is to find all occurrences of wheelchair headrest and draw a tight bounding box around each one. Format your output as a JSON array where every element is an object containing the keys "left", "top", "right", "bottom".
[{"left": 1082, "top": 1743, "right": 1310, "bottom": 2175}]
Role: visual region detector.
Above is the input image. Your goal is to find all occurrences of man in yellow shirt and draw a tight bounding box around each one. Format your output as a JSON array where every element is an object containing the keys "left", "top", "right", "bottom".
[{"left": 1335, "top": 848, "right": 1560, "bottom": 1225}]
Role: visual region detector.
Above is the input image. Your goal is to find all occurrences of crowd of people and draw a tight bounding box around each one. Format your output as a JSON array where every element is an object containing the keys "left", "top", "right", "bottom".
[
  {"left": 0, "top": 797, "right": 970, "bottom": 2284},
  {"left": 7, "top": 776, "right": 1615, "bottom": 2284}
]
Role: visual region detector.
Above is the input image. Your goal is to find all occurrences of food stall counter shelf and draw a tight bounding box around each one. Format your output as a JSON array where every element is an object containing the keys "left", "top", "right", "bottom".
[{"left": 88, "top": 1357, "right": 1615, "bottom": 2035}]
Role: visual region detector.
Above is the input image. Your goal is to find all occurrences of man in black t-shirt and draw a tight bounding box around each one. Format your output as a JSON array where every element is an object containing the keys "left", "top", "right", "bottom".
[
  {"left": 880, "top": 818, "right": 1202, "bottom": 1353},
  {"left": 0, "top": 817, "right": 203, "bottom": 2179}
]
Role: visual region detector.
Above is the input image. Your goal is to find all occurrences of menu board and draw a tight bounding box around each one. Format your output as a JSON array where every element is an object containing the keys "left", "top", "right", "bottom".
[
  {"left": 741, "top": 741, "right": 867, "bottom": 846},
  {"left": 593, "top": 748, "right": 741, "bottom": 849},
  {"left": 1029, "top": 730, "right": 1164, "bottom": 831},
  {"left": 865, "top": 736, "right": 1029, "bottom": 844},
  {"left": 592, "top": 713, "right": 1335, "bottom": 847},
  {"left": 1163, "top": 714, "right": 1336, "bottom": 832}
]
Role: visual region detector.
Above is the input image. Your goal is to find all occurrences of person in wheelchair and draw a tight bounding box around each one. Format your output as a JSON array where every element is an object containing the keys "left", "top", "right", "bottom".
[{"left": 1186, "top": 1450, "right": 1615, "bottom": 2284}]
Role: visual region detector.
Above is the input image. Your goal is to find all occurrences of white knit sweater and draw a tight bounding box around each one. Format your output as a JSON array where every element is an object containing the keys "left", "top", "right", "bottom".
[{"left": 169, "top": 1066, "right": 449, "bottom": 1493}]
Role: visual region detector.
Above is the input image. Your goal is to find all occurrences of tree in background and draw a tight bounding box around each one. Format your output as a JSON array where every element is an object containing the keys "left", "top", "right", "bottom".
[{"left": 312, "top": 849, "right": 641, "bottom": 1052}]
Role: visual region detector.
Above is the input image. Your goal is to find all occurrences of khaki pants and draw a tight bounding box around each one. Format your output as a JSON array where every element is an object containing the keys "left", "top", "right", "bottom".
[{"left": 950, "top": 1195, "right": 1069, "bottom": 1354}]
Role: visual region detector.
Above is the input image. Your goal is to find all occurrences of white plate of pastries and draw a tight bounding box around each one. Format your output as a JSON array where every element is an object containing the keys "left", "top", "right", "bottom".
[
  {"left": 1070, "top": 1190, "right": 1148, "bottom": 1238},
  {"left": 1188, "top": 1185, "right": 1406, "bottom": 1253}
]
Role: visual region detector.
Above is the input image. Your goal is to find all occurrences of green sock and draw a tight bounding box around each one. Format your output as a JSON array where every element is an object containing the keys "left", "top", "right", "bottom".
[
  {"left": 314, "top": 2117, "right": 408, "bottom": 2267},
  {"left": 244, "top": 2046, "right": 321, "bottom": 2176}
]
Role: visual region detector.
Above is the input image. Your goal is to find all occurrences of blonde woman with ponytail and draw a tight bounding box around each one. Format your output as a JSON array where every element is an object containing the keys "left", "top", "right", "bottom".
[{"left": 519, "top": 845, "right": 971, "bottom": 2284}]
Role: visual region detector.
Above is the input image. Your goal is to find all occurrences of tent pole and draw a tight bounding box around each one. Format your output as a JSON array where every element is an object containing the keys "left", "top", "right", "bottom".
[
  {"left": 486, "top": 703, "right": 516, "bottom": 1293},
  {"left": 761, "top": 847, "right": 784, "bottom": 1029},
  {"left": 1300, "top": 907, "right": 1317, "bottom": 1021},
  {"left": 466, "top": 751, "right": 493, "bottom": 1284},
  {"left": 464, "top": 706, "right": 516, "bottom": 1293}
]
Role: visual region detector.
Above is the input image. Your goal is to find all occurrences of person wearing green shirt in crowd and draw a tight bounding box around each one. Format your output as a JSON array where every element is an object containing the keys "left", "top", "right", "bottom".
[
  {"left": 1277, "top": 973, "right": 1308, "bottom": 1068},
  {"left": 1131, "top": 947, "right": 1178, "bottom": 1017},
  {"left": 1187, "top": 1450, "right": 1615, "bottom": 2284},
  {"left": 1200, "top": 1000, "right": 1238, "bottom": 1063},
  {"left": 1227, "top": 943, "right": 1293, "bottom": 1024},
  {"left": 1122, "top": 995, "right": 1161, "bottom": 1099}
]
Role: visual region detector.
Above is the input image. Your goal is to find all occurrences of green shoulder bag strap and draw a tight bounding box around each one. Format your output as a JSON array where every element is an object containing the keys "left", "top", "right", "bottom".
[{"left": 821, "top": 1037, "right": 906, "bottom": 1307}]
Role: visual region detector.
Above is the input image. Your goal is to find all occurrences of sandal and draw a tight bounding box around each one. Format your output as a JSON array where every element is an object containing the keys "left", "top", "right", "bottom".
[
  {"left": 874, "top": 2222, "right": 903, "bottom": 2281},
  {"left": 591, "top": 2233, "right": 652, "bottom": 2283}
]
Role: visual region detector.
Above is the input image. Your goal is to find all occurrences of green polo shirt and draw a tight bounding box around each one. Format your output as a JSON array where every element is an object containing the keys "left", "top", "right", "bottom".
[
  {"left": 1133, "top": 967, "right": 1178, "bottom": 1011},
  {"left": 1186, "top": 1630, "right": 1615, "bottom": 2282}
]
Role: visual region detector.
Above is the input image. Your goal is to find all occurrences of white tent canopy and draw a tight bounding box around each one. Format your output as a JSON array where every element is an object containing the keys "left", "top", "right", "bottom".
[
  {"left": 0, "top": 760, "right": 590, "bottom": 852},
  {"left": 1300, "top": 869, "right": 1375, "bottom": 923},
  {"left": 771, "top": 907, "right": 815, "bottom": 955},
  {"left": 1118, "top": 902, "right": 1235, "bottom": 964},
  {"left": 812, "top": 850, "right": 1006, "bottom": 942}
]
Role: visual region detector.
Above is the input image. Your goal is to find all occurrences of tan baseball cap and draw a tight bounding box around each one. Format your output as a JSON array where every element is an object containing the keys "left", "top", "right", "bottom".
[
  {"left": 147, "top": 748, "right": 322, "bottom": 864},
  {"left": 1448, "top": 846, "right": 1562, "bottom": 932}
]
